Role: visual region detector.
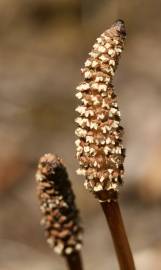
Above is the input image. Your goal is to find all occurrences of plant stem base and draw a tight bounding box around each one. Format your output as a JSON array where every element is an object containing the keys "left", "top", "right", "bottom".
[
  {"left": 66, "top": 251, "right": 84, "bottom": 270},
  {"left": 101, "top": 200, "right": 136, "bottom": 270}
]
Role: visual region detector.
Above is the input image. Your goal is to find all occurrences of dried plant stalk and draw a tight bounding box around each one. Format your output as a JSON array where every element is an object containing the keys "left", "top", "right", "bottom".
[
  {"left": 36, "top": 153, "right": 83, "bottom": 270},
  {"left": 75, "top": 20, "right": 135, "bottom": 269}
]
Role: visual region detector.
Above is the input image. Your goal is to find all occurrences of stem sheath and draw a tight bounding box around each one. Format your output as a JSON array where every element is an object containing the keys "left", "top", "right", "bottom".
[
  {"left": 101, "top": 200, "right": 135, "bottom": 270},
  {"left": 66, "top": 252, "right": 84, "bottom": 270}
]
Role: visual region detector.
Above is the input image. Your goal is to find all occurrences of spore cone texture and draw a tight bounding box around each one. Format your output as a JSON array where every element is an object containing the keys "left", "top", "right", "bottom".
[
  {"left": 75, "top": 20, "right": 126, "bottom": 202},
  {"left": 36, "top": 153, "right": 83, "bottom": 256}
]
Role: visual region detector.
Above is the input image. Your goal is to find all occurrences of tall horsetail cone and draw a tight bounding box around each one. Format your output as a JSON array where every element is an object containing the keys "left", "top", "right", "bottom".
[
  {"left": 36, "top": 153, "right": 83, "bottom": 256},
  {"left": 75, "top": 20, "right": 126, "bottom": 202}
]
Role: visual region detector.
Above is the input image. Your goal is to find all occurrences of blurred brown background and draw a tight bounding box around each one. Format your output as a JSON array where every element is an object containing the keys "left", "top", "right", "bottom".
[{"left": 0, "top": 0, "right": 161, "bottom": 269}]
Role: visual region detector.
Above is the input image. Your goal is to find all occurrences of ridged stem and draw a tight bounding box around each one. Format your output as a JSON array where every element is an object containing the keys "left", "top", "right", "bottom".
[
  {"left": 66, "top": 252, "right": 84, "bottom": 270},
  {"left": 101, "top": 200, "right": 135, "bottom": 270}
]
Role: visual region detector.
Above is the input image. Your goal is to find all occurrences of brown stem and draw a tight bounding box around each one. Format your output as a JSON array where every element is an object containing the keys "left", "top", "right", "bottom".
[
  {"left": 101, "top": 200, "right": 135, "bottom": 270},
  {"left": 65, "top": 251, "right": 84, "bottom": 270}
]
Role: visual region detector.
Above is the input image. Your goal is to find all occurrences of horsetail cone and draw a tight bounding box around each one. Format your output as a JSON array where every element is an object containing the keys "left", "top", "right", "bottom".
[
  {"left": 36, "top": 153, "right": 83, "bottom": 256},
  {"left": 75, "top": 20, "right": 126, "bottom": 202}
]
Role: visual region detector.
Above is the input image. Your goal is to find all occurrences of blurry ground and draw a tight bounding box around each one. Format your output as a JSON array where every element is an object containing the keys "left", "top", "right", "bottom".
[{"left": 1, "top": 0, "right": 161, "bottom": 269}]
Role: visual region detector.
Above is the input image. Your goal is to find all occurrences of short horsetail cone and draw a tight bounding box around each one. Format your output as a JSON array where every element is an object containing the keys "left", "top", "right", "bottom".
[
  {"left": 75, "top": 20, "right": 126, "bottom": 202},
  {"left": 36, "top": 153, "right": 83, "bottom": 256}
]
